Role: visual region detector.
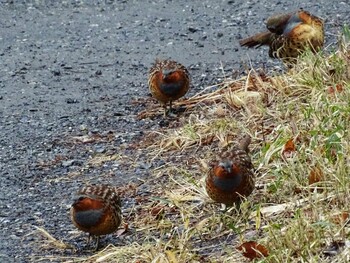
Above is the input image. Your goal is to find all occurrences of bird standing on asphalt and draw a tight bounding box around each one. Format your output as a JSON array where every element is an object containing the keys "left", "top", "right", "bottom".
[
  {"left": 71, "top": 185, "right": 122, "bottom": 249},
  {"left": 148, "top": 59, "right": 190, "bottom": 116},
  {"left": 205, "top": 135, "right": 255, "bottom": 206},
  {"left": 239, "top": 9, "right": 324, "bottom": 63}
]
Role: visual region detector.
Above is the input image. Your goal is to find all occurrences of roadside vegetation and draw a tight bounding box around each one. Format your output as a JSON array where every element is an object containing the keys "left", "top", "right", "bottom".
[{"left": 35, "top": 26, "right": 350, "bottom": 263}]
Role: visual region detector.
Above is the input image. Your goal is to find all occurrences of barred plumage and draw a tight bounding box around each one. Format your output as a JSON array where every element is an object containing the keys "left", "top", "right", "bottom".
[
  {"left": 148, "top": 59, "right": 190, "bottom": 116},
  {"left": 71, "top": 185, "right": 122, "bottom": 249},
  {"left": 205, "top": 135, "right": 255, "bottom": 206},
  {"left": 239, "top": 9, "right": 324, "bottom": 63}
]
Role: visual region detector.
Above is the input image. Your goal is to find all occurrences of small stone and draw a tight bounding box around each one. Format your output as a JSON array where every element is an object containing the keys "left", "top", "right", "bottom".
[
  {"left": 79, "top": 124, "right": 88, "bottom": 131},
  {"left": 52, "top": 70, "right": 61, "bottom": 76},
  {"left": 66, "top": 98, "right": 78, "bottom": 104},
  {"left": 188, "top": 27, "right": 199, "bottom": 33},
  {"left": 94, "top": 145, "right": 106, "bottom": 153},
  {"left": 62, "top": 160, "right": 76, "bottom": 167}
]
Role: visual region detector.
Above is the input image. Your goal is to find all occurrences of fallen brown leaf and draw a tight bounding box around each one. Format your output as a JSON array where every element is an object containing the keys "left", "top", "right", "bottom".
[
  {"left": 116, "top": 223, "right": 129, "bottom": 237},
  {"left": 151, "top": 205, "right": 166, "bottom": 217},
  {"left": 327, "top": 83, "right": 344, "bottom": 95},
  {"left": 237, "top": 241, "right": 269, "bottom": 260},
  {"left": 331, "top": 212, "right": 349, "bottom": 225},
  {"left": 309, "top": 166, "right": 324, "bottom": 185},
  {"left": 282, "top": 138, "right": 296, "bottom": 158}
]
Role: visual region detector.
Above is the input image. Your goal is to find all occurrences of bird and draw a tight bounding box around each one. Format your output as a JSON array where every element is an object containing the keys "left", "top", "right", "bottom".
[
  {"left": 205, "top": 135, "right": 255, "bottom": 206},
  {"left": 239, "top": 9, "right": 324, "bottom": 63},
  {"left": 70, "top": 185, "right": 122, "bottom": 249},
  {"left": 148, "top": 59, "right": 190, "bottom": 116}
]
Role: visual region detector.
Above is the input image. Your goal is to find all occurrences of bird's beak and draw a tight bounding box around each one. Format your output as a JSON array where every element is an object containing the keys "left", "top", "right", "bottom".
[
  {"left": 219, "top": 161, "right": 232, "bottom": 173},
  {"left": 162, "top": 69, "right": 173, "bottom": 79}
]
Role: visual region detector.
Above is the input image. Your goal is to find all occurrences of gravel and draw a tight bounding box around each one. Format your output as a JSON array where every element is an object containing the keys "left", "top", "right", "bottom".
[{"left": 0, "top": 0, "right": 349, "bottom": 261}]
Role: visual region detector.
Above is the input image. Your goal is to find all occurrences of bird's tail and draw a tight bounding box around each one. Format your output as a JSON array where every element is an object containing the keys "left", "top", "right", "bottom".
[
  {"left": 239, "top": 31, "right": 273, "bottom": 48},
  {"left": 238, "top": 135, "right": 252, "bottom": 153}
]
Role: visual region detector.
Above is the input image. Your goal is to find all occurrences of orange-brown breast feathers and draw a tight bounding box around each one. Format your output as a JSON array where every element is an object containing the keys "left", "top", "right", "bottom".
[
  {"left": 163, "top": 70, "right": 184, "bottom": 84},
  {"left": 72, "top": 197, "right": 105, "bottom": 211},
  {"left": 71, "top": 185, "right": 122, "bottom": 236},
  {"left": 205, "top": 136, "right": 255, "bottom": 205},
  {"left": 212, "top": 164, "right": 228, "bottom": 178},
  {"left": 148, "top": 59, "right": 190, "bottom": 104},
  {"left": 212, "top": 162, "right": 241, "bottom": 179}
]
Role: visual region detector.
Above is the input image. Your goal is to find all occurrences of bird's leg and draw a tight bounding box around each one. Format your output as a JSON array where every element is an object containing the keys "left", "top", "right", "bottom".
[
  {"left": 163, "top": 103, "right": 168, "bottom": 117},
  {"left": 87, "top": 233, "right": 91, "bottom": 245},
  {"left": 219, "top": 203, "right": 228, "bottom": 212},
  {"left": 166, "top": 101, "right": 177, "bottom": 118},
  {"left": 93, "top": 236, "right": 100, "bottom": 251},
  {"left": 86, "top": 234, "right": 100, "bottom": 251},
  {"left": 169, "top": 100, "right": 173, "bottom": 113}
]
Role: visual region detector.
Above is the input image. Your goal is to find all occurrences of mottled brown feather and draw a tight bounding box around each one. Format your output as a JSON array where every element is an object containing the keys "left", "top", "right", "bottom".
[
  {"left": 71, "top": 185, "right": 122, "bottom": 247},
  {"left": 148, "top": 59, "right": 190, "bottom": 115},
  {"left": 205, "top": 135, "right": 255, "bottom": 205},
  {"left": 239, "top": 9, "right": 324, "bottom": 62}
]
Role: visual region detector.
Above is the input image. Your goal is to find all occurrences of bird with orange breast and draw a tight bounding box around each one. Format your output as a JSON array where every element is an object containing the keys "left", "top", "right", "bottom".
[
  {"left": 71, "top": 185, "right": 122, "bottom": 249},
  {"left": 239, "top": 9, "right": 324, "bottom": 63},
  {"left": 205, "top": 135, "right": 255, "bottom": 206},
  {"left": 148, "top": 59, "right": 190, "bottom": 116}
]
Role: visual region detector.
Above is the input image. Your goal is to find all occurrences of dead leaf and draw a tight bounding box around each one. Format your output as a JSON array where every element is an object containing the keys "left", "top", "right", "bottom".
[
  {"left": 331, "top": 212, "right": 349, "bottom": 225},
  {"left": 327, "top": 83, "right": 344, "bottom": 95},
  {"left": 151, "top": 205, "right": 165, "bottom": 217},
  {"left": 116, "top": 223, "right": 128, "bottom": 237},
  {"left": 309, "top": 166, "right": 324, "bottom": 185},
  {"left": 294, "top": 187, "right": 303, "bottom": 194},
  {"left": 214, "top": 105, "right": 228, "bottom": 117},
  {"left": 282, "top": 138, "right": 296, "bottom": 158},
  {"left": 336, "top": 83, "right": 343, "bottom": 92},
  {"left": 237, "top": 241, "right": 269, "bottom": 260},
  {"left": 327, "top": 86, "right": 335, "bottom": 95},
  {"left": 201, "top": 135, "right": 215, "bottom": 146}
]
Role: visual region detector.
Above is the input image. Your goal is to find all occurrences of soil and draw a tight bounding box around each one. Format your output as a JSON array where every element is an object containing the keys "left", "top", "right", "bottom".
[{"left": 0, "top": 0, "right": 348, "bottom": 262}]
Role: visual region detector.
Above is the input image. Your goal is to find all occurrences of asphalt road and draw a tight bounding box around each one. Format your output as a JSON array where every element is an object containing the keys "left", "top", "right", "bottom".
[{"left": 0, "top": 0, "right": 349, "bottom": 261}]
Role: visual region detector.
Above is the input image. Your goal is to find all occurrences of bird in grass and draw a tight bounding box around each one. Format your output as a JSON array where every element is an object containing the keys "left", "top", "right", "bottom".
[
  {"left": 71, "top": 185, "right": 122, "bottom": 250},
  {"left": 239, "top": 9, "right": 324, "bottom": 63},
  {"left": 205, "top": 135, "right": 255, "bottom": 206},
  {"left": 148, "top": 59, "right": 190, "bottom": 116}
]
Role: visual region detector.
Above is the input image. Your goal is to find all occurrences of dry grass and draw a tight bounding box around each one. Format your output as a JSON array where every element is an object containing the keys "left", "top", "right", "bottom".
[{"left": 36, "top": 27, "right": 350, "bottom": 262}]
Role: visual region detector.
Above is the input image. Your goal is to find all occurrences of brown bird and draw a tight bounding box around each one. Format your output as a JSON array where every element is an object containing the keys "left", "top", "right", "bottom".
[
  {"left": 148, "top": 59, "right": 190, "bottom": 116},
  {"left": 239, "top": 9, "right": 324, "bottom": 63},
  {"left": 71, "top": 185, "right": 122, "bottom": 249},
  {"left": 205, "top": 135, "right": 255, "bottom": 206}
]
